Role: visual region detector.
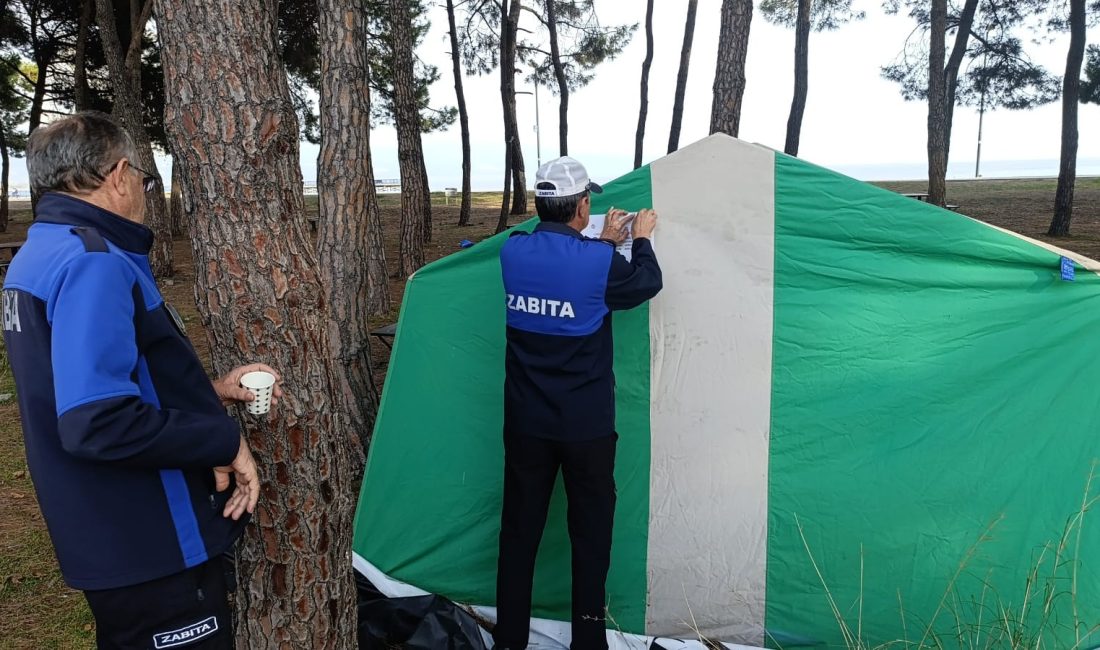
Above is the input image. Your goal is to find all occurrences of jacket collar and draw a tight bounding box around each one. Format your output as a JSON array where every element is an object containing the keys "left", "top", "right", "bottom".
[
  {"left": 534, "top": 220, "right": 585, "bottom": 240},
  {"left": 34, "top": 192, "right": 155, "bottom": 254}
]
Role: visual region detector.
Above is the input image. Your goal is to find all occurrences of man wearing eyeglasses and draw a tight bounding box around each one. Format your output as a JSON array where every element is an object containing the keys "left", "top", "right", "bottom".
[{"left": 2, "top": 111, "right": 279, "bottom": 648}]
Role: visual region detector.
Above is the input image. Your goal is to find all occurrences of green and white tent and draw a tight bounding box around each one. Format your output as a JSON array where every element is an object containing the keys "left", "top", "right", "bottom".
[{"left": 353, "top": 134, "right": 1100, "bottom": 649}]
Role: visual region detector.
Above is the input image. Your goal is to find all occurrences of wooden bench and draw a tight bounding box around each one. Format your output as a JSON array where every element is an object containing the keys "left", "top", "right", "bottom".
[
  {"left": 0, "top": 240, "right": 25, "bottom": 277},
  {"left": 370, "top": 323, "right": 398, "bottom": 350}
]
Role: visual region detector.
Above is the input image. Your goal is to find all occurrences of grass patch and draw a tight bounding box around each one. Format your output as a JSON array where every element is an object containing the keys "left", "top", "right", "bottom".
[{"left": 0, "top": 341, "right": 95, "bottom": 649}]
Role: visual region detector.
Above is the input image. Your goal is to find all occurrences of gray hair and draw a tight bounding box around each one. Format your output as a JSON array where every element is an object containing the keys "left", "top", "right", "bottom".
[{"left": 26, "top": 111, "right": 138, "bottom": 195}]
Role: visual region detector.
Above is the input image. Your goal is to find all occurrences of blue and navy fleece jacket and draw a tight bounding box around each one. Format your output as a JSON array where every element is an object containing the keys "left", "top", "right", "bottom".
[
  {"left": 500, "top": 220, "right": 663, "bottom": 441},
  {"left": 1, "top": 192, "right": 246, "bottom": 591}
]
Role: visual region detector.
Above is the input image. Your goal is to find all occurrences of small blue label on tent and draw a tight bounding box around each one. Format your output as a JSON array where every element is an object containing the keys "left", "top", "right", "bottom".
[{"left": 1061, "top": 257, "right": 1075, "bottom": 282}]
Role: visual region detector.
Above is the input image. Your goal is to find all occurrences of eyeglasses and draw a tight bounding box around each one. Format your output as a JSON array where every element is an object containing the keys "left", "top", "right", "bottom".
[
  {"left": 99, "top": 159, "right": 158, "bottom": 193},
  {"left": 126, "top": 162, "right": 159, "bottom": 193}
]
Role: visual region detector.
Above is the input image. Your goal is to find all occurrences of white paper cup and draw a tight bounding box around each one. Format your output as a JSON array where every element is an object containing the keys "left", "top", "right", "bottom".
[{"left": 240, "top": 371, "right": 276, "bottom": 416}]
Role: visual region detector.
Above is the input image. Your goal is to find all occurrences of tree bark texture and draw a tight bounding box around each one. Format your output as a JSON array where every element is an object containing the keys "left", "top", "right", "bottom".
[
  {"left": 633, "top": 0, "right": 654, "bottom": 168},
  {"left": 668, "top": 0, "right": 697, "bottom": 153},
  {"left": 74, "top": 0, "right": 94, "bottom": 111},
  {"left": 95, "top": 0, "right": 173, "bottom": 277},
  {"left": 500, "top": 0, "right": 525, "bottom": 220},
  {"left": 1, "top": 128, "right": 9, "bottom": 233},
  {"left": 156, "top": 1, "right": 359, "bottom": 647},
  {"left": 784, "top": 0, "right": 810, "bottom": 156},
  {"left": 709, "top": 0, "right": 753, "bottom": 137},
  {"left": 1049, "top": 0, "right": 1086, "bottom": 236},
  {"left": 926, "top": 0, "right": 948, "bottom": 207},
  {"left": 509, "top": 133, "right": 527, "bottom": 214},
  {"left": 502, "top": 0, "right": 526, "bottom": 215},
  {"left": 546, "top": 0, "right": 569, "bottom": 156},
  {"left": 170, "top": 163, "right": 184, "bottom": 236},
  {"left": 446, "top": 0, "right": 473, "bottom": 226},
  {"left": 28, "top": 56, "right": 46, "bottom": 134},
  {"left": 941, "top": 0, "right": 978, "bottom": 169},
  {"left": 419, "top": 153, "right": 432, "bottom": 243},
  {"left": 317, "top": 0, "right": 389, "bottom": 453},
  {"left": 497, "top": 134, "right": 513, "bottom": 234},
  {"left": 388, "top": 0, "right": 428, "bottom": 276}
]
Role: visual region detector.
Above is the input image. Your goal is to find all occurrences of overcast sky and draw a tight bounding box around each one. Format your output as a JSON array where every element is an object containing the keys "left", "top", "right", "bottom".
[{"left": 8, "top": 1, "right": 1100, "bottom": 189}]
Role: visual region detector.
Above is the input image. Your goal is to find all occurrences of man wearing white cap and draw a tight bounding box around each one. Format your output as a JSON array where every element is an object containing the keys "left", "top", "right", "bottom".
[{"left": 496, "top": 156, "right": 663, "bottom": 649}]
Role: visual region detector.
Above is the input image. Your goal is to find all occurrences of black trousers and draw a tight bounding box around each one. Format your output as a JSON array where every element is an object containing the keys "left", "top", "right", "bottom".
[
  {"left": 494, "top": 431, "right": 617, "bottom": 650},
  {"left": 83, "top": 558, "right": 233, "bottom": 650}
]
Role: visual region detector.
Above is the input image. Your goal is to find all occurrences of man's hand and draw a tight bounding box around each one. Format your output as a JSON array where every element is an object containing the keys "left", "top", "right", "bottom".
[
  {"left": 213, "top": 436, "right": 260, "bottom": 520},
  {"left": 599, "top": 208, "right": 631, "bottom": 245},
  {"left": 213, "top": 363, "right": 284, "bottom": 409},
  {"left": 633, "top": 208, "right": 658, "bottom": 240}
]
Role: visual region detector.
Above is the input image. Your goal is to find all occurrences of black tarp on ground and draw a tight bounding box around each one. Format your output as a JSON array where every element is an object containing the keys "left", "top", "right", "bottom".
[{"left": 356, "top": 571, "right": 489, "bottom": 650}]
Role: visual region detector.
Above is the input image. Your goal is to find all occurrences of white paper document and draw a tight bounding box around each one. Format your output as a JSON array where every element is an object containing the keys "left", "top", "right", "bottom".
[{"left": 582, "top": 213, "right": 638, "bottom": 261}]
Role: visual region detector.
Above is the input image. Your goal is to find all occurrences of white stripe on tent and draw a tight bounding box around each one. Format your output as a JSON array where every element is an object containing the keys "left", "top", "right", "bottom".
[
  {"left": 645, "top": 135, "right": 776, "bottom": 645},
  {"left": 351, "top": 553, "right": 760, "bottom": 650},
  {"left": 966, "top": 217, "right": 1100, "bottom": 274}
]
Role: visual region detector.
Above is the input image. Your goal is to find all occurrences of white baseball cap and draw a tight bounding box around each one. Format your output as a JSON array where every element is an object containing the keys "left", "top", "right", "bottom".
[{"left": 534, "top": 156, "right": 604, "bottom": 198}]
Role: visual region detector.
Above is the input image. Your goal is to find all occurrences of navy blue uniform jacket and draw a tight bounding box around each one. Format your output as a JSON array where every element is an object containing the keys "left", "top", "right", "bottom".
[
  {"left": 1, "top": 193, "right": 246, "bottom": 590},
  {"left": 500, "top": 220, "right": 663, "bottom": 441}
]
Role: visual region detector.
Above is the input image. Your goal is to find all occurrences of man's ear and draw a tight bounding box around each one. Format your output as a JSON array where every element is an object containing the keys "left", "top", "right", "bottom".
[{"left": 104, "top": 159, "right": 128, "bottom": 194}]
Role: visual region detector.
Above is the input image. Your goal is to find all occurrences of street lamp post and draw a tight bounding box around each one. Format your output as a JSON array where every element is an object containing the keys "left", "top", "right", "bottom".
[{"left": 516, "top": 85, "right": 542, "bottom": 168}]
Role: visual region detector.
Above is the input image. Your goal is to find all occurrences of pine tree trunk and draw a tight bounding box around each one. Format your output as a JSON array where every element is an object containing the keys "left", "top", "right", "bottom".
[
  {"left": 709, "top": 0, "right": 753, "bottom": 137},
  {"left": 95, "top": 0, "right": 173, "bottom": 277},
  {"left": 169, "top": 163, "right": 184, "bottom": 236},
  {"left": 668, "top": 0, "right": 697, "bottom": 153},
  {"left": 633, "top": 0, "right": 654, "bottom": 168},
  {"left": 941, "top": 0, "right": 978, "bottom": 180},
  {"left": 419, "top": 153, "right": 432, "bottom": 243},
  {"left": 0, "top": 129, "right": 8, "bottom": 233},
  {"left": 784, "top": 0, "right": 810, "bottom": 156},
  {"left": 500, "top": 0, "right": 525, "bottom": 220},
  {"left": 497, "top": 137, "right": 513, "bottom": 234},
  {"left": 501, "top": 0, "right": 526, "bottom": 216},
  {"left": 446, "top": 0, "right": 472, "bottom": 226},
  {"left": 509, "top": 134, "right": 526, "bottom": 214},
  {"left": 927, "top": 0, "right": 948, "bottom": 208},
  {"left": 546, "top": 0, "right": 569, "bottom": 156},
  {"left": 389, "top": 0, "right": 428, "bottom": 276},
  {"left": 74, "top": 0, "right": 94, "bottom": 111},
  {"left": 317, "top": 0, "right": 390, "bottom": 455},
  {"left": 28, "top": 58, "right": 46, "bottom": 133},
  {"left": 1049, "top": 0, "right": 1086, "bottom": 236},
  {"left": 157, "top": 1, "right": 359, "bottom": 647}
]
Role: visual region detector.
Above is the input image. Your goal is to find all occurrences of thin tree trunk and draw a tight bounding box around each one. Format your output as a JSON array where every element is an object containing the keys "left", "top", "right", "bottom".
[
  {"left": 317, "top": 0, "right": 387, "bottom": 456},
  {"left": 784, "top": 0, "right": 810, "bottom": 156},
  {"left": 509, "top": 135, "right": 526, "bottom": 214},
  {"left": 390, "top": 0, "right": 428, "bottom": 276},
  {"left": 709, "top": 0, "right": 753, "bottom": 136},
  {"left": 74, "top": 0, "right": 94, "bottom": 110},
  {"left": 926, "top": 0, "right": 948, "bottom": 207},
  {"left": 501, "top": 0, "right": 525, "bottom": 219},
  {"left": 497, "top": 136, "right": 513, "bottom": 234},
  {"left": 446, "top": 0, "right": 472, "bottom": 226},
  {"left": 634, "top": 0, "right": 654, "bottom": 168},
  {"left": 28, "top": 57, "right": 46, "bottom": 133},
  {"left": 1049, "top": 0, "right": 1086, "bottom": 236},
  {"left": 420, "top": 152, "right": 432, "bottom": 243},
  {"left": 941, "top": 0, "right": 978, "bottom": 175},
  {"left": 546, "top": 0, "right": 568, "bottom": 156},
  {"left": 668, "top": 0, "right": 697, "bottom": 153},
  {"left": 157, "top": 1, "right": 359, "bottom": 647},
  {"left": 169, "top": 163, "right": 183, "bottom": 236},
  {"left": 95, "top": 0, "right": 172, "bottom": 277},
  {"left": 1, "top": 129, "right": 9, "bottom": 233},
  {"left": 126, "top": 0, "right": 153, "bottom": 96}
]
